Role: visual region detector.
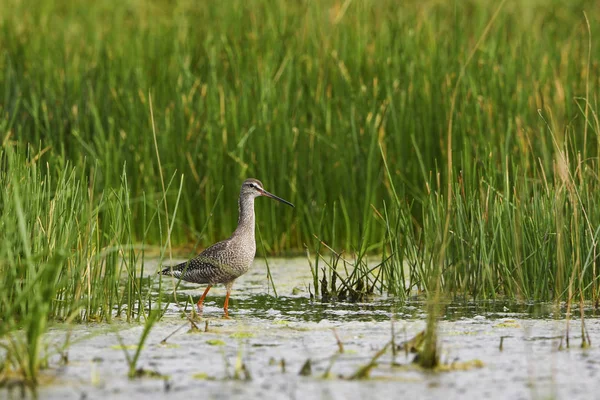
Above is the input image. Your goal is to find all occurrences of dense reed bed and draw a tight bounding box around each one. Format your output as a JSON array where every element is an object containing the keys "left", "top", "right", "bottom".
[{"left": 3, "top": 0, "right": 598, "bottom": 250}]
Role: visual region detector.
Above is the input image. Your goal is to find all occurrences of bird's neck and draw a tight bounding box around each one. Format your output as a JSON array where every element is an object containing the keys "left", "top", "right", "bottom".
[{"left": 233, "top": 195, "right": 255, "bottom": 238}]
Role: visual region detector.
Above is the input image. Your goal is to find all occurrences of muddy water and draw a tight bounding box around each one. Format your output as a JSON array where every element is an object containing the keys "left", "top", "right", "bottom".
[{"left": 4, "top": 258, "right": 600, "bottom": 400}]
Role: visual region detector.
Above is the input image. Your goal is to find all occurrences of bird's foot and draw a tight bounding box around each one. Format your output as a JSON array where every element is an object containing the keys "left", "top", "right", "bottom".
[
  {"left": 196, "top": 304, "right": 205, "bottom": 316},
  {"left": 222, "top": 313, "right": 231, "bottom": 320}
]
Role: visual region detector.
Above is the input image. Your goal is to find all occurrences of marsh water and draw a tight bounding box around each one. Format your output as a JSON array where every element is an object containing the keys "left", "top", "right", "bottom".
[{"left": 4, "top": 258, "right": 600, "bottom": 400}]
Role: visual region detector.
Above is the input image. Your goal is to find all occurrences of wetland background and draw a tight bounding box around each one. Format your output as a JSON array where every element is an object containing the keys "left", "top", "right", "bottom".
[{"left": 3, "top": 0, "right": 600, "bottom": 397}]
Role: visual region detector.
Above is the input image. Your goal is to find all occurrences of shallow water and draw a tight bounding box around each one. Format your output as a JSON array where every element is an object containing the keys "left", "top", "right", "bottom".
[{"left": 3, "top": 258, "right": 600, "bottom": 400}]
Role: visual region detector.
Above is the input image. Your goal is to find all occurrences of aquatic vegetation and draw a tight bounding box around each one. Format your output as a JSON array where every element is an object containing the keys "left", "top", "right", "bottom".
[
  {"left": 2, "top": 0, "right": 597, "bottom": 254},
  {"left": 307, "top": 244, "right": 378, "bottom": 303},
  {"left": 349, "top": 341, "right": 392, "bottom": 379},
  {"left": 231, "top": 351, "right": 252, "bottom": 381},
  {"left": 206, "top": 339, "right": 226, "bottom": 346},
  {"left": 0, "top": 147, "right": 144, "bottom": 386},
  {"left": 494, "top": 320, "right": 521, "bottom": 329},
  {"left": 116, "top": 309, "right": 162, "bottom": 379},
  {"left": 229, "top": 332, "right": 255, "bottom": 339},
  {"left": 192, "top": 372, "right": 214, "bottom": 381},
  {"left": 0, "top": 135, "right": 180, "bottom": 383},
  {"left": 298, "top": 359, "right": 312, "bottom": 376},
  {"left": 3, "top": 0, "right": 600, "bottom": 391}
]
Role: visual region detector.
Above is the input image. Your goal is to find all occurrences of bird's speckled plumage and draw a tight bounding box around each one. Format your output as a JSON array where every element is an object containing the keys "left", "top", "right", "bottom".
[{"left": 159, "top": 178, "right": 293, "bottom": 316}]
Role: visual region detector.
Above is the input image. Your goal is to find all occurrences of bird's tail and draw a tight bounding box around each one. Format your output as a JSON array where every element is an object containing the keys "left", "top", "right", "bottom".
[{"left": 158, "top": 262, "right": 186, "bottom": 278}]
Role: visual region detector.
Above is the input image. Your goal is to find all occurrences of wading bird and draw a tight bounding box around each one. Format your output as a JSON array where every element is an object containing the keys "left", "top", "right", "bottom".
[{"left": 159, "top": 178, "right": 293, "bottom": 318}]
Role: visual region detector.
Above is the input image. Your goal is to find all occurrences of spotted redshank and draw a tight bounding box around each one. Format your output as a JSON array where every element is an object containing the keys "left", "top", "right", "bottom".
[{"left": 159, "top": 178, "right": 293, "bottom": 317}]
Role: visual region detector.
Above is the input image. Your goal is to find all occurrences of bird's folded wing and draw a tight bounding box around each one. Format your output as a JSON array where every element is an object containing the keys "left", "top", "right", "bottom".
[{"left": 173, "top": 256, "right": 238, "bottom": 276}]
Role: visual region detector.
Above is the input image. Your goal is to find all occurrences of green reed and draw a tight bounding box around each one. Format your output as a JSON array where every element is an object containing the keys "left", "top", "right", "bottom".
[
  {"left": 0, "top": 145, "right": 173, "bottom": 384},
  {"left": 377, "top": 119, "right": 600, "bottom": 302},
  {"left": 5, "top": 0, "right": 598, "bottom": 253}
]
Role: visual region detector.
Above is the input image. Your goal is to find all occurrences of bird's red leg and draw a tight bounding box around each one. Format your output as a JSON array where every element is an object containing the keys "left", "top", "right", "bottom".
[
  {"left": 223, "top": 283, "right": 233, "bottom": 319},
  {"left": 197, "top": 285, "right": 212, "bottom": 313}
]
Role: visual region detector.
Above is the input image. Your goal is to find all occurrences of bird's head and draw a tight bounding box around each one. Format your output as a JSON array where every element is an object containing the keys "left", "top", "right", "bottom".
[{"left": 241, "top": 178, "right": 294, "bottom": 207}]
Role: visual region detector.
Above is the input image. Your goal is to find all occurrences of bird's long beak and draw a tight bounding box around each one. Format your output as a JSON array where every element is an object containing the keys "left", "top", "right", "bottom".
[{"left": 260, "top": 189, "right": 294, "bottom": 207}]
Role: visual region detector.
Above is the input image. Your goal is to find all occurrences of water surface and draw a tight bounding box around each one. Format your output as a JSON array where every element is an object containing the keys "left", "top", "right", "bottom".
[{"left": 3, "top": 258, "right": 599, "bottom": 400}]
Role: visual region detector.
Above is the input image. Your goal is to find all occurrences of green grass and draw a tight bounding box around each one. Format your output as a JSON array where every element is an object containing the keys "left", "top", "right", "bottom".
[
  {"left": 4, "top": 0, "right": 598, "bottom": 252},
  {"left": 0, "top": 144, "right": 180, "bottom": 385},
  {"left": 0, "top": 147, "right": 129, "bottom": 324}
]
